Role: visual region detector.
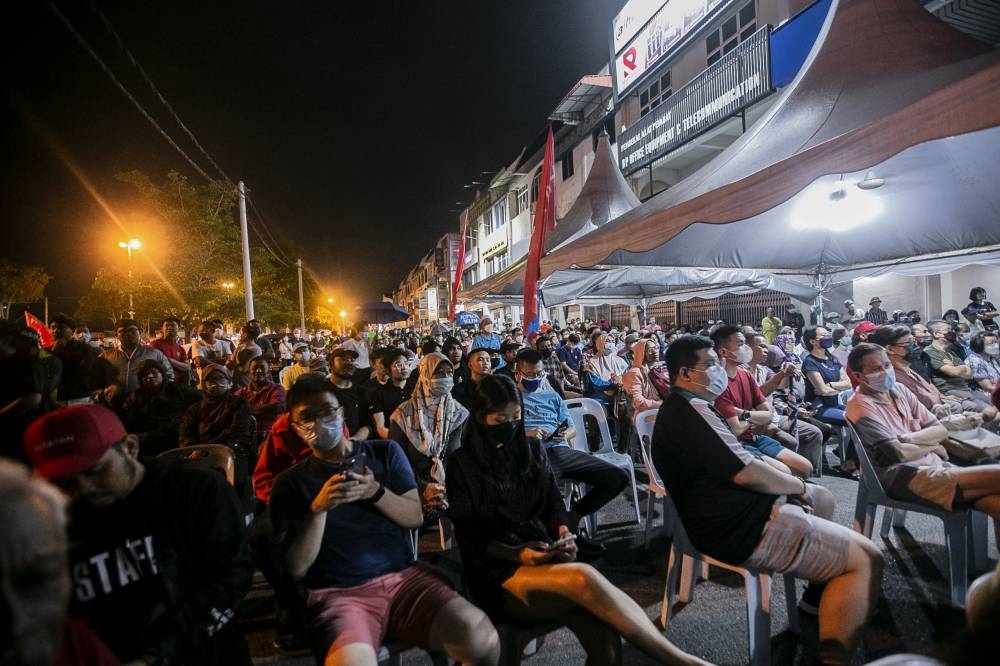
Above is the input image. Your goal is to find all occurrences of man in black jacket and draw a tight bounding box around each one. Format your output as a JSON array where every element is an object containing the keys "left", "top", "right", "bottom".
[
  {"left": 24, "top": 404, "right": 253, "bottom": 665},
  {"left": 653, "top": 335, "right": 883, "bottom": 665}
]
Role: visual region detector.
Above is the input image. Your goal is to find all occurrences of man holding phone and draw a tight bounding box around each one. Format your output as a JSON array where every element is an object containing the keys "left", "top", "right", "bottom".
[
  {"left": 515, "top": 348, "right": 627, "bottom": 557},
  {"left": 268, "top": 374, "right": 499, "bottom": 665}
]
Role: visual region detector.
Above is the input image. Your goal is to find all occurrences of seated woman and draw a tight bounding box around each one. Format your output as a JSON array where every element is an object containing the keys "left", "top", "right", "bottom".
[
  {"left": 585, "top": 331, "right": 628, "bottom": 405},
  {"left": 967, "top": 331, "right": 1000, "bottom": 394},
  {"left": 801, "top": 325, "right": 857, "bottom": 473},
  {"left": 389, "top": 352, "right": 468, "bottom": 519},
  {"left": 121, "top": 358, "right": 202, "bottom": 457},
  {"left": 447, "top": 375, "right": 706, "bottom": 666},
  {"left": 622, "top": 338, "right": 663, "bottom": 413}
]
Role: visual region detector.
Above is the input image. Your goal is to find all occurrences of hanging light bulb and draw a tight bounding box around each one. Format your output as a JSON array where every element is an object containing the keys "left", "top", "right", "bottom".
[{"left": 790, "top": 175, "right": 882, "bottom": 232}]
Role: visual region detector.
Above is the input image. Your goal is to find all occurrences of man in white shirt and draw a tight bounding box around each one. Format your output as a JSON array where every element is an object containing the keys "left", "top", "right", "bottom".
[
  {"left": 191, "top": 320, "right": 231, "bottom": 369},
  {"left": 339, "top": 323, "right": 371, "bottom": 370}
]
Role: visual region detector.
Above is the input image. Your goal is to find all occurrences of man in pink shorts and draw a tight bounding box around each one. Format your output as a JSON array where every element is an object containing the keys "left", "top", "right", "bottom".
[{"left": 269, "top": 374, "right": 498, "bottom": 665}]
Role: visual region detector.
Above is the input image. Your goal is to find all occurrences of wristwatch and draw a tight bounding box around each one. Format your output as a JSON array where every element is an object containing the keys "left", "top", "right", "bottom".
[
  {"left": 369, "top": 483, "right": 386, "bottom": 504},
  {"left": 740, "top": 409, "right": 752, "bottom": 422}
]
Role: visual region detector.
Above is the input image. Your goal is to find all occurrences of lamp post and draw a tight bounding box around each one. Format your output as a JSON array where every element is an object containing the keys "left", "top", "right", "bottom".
[{"left": 117, "top": 238, "right": 141, "bottom": 319}]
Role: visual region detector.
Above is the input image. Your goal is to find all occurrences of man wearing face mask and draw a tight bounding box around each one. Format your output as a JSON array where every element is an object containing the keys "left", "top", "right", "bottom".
[
  {"left": 472, "top": 317, "right": 502, "bottom": 351},
  {"left": 280, "top": 342, "right": 314, "bottom": 391},
  {"left": 870, "top": 325, "right": 964, "bottom": 414},
  {"left": 268, "top": 374, "right": 500, "bottom": 666},
  {"left": 653, "top": 336, "right": 883, "bottom": 664},
  {"left": 846, "top": 343, "right": 1000, "bottom": 547},
  {"left": 711, "top": 326, "right": 814, "bottom": 478},
  {"left": 179, "top": 364, "right": 252, "bottom": 451},
  {"left": 924, "top": 321, "right": 998, "bottom": 419},
  {"left": 515, "top": 348, "right": 626, "bottom": 557}
]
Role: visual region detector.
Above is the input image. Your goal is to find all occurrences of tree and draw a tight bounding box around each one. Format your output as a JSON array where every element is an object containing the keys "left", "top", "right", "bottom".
[
  {"left": 0, "top": 260, "right": 51, "bottom": 319},
  {"left": 77, "top": 170, "right": 318, "bottom": 335}
]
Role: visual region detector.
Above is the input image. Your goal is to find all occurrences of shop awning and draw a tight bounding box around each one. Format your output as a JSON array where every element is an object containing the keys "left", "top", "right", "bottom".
[{"left": 548, "top": 74, "right": 613, "bottom": 125}]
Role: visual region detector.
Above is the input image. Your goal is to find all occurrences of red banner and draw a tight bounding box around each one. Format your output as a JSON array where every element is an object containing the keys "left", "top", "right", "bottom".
[
  {"left": 523, "top": 126, "right": 556, "bottom": 333},
  {"left": 449, "top": 208, "right": 468, "bottom": 321},
  {"left": 25, "top": 311, "right": 55, "bottom": 349}
]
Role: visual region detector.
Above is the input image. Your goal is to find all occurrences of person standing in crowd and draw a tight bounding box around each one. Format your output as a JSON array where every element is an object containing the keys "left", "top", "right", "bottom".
[
  {"left": 235, "top": 357, "right": 287, "bottom": 439},
  {"left": 190, "top": 320, "right": 231, "bottom": 369},
  {"left": 472, "top": 316, "right": 502, "bottom": 351},
  {"left": 121, "top": 358, "right": 202, "bottom": 457},
  {"left": 150, "top": 317, "right": 192, "bottom": 385},
  {"left": 278, "top": 334, "right": 295, "bottom": 368},
  {"left": 785, "top": 304, "right": 806, "bottom": 342},
  {"left": 268, "top": 377, "right": 500, "bottom": 666},
  {"left": 388, "top": 352, "right": 468, "bottom": 519},
  {"left": 653, "top": 336, "right": 882, "bottom": 664},
  {"left": 761, "top": 307, "right": 783, "bottom": 345},
  {"left": 864, "top": 297, "right": 889, "bottom": 325},
  {"left": 98, "top": 319, "right": 174, "bottom": 395},
  {"left": 963, "top": 286, "right": 998, "bottom": 333},
  {"left": 328, "top": 347, "right": 372, "bottom": 440},
  {"left": 24, "top": 404, "right": 253, "bottom": 665},
  {"left": 339, "top": 322, "right": 371, "bottom": 371},
  {"left": 49, "top": 313, "right": 99, "bottom": 404},
  {"left": 370, "top": 348, "right": 412, "bottom": 439},
  {"left": 280, "top": 342, "right": 313, "bottom": 391},
  {"left": 245, "top": 319, "right": 276, "bottom": 361},
  {"left": 447, "top": 374, "right": 708, "bottom": 666}
]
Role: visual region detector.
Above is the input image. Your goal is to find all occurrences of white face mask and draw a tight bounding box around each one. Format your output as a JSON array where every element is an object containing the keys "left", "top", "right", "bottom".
[
  {"left": 986, "top": 343, "right": 1000, "bottom": 357},
  {"left": 296, "top": 351, "right": 312, "bottom": 364},
  {"left": 428, "top": 376, "right": 454, "bottom": 397},
  {"left": 688, "top": 363, "right": 729, "bottom": 398},
  {"left": 734, "top": 344, "right": 753, "bottom": 365},
  {"left": 293, "top": 415, "right": 343, "bottom": 452}
]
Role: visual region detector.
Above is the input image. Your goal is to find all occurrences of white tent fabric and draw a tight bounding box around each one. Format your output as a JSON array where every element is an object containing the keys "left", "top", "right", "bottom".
[{"left": 538, "top": 267, "right": 819, "bottom": 307}]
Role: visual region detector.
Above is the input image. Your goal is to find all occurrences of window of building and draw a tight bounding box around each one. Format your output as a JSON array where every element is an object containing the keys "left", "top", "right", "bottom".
[
  {"left": 493, "top": 198, "right": 508, "bottom": 229},
  {"left": 638, "top": 70, "right": 672, "bottom": 118},
  {"left": 531, "top": 171, "right": 541, "bottom": 203},
  {"left": 516, "top": 186, "right": 528, "bottom": 215},
  {"left": 482, "top": 207, "right": 494, "bottom": 235},
  {"left": 561, "top": 151, "right": 574, "bottom": 180},
  {"left": 705, "top": 1, "right": 756, "bottom": 66}
]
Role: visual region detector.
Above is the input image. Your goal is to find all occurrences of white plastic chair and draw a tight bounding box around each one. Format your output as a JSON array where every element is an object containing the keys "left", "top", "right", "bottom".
[
  {"left": 661, "top": 489, "right": 799, "bottom": 666},
  {"left": 565, "top": 397, "right": 642, "bottom": 529},
  {"left": 848, "top": 423, "right": 985, "bottom": 608},
  {"left": 634, "top": 408, "right": 672, "bottom": 547}
]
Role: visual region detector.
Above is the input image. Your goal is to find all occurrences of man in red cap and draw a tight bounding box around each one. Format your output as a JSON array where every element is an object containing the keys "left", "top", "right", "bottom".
[{"left": 24, "top": 404, "right": 253, "bottom": 665}]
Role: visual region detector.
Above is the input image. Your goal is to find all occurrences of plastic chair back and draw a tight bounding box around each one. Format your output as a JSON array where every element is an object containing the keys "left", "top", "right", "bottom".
[
  {"left": 849, "top": 422, "right": 890, "bottom": 499},
  {"left": 157, "top": 444, "right": 235, "bottom": 486},
  {"left": 565, "top": 397, "right": 614, "bottom": 455},
  {"left": 634, "top": 408, "right": 665, "bottom": 494}
]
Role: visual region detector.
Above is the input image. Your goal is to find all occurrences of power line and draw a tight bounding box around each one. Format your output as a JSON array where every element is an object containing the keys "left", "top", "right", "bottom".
[
  {"left": 86, "top": 0, "right": 232, "bottom": 183},
  {"left": 48, "top": 2, "right": 223, "bottom": 189},
  {"left": 247, "top": 195, "right": 295, "bottom": 265}
]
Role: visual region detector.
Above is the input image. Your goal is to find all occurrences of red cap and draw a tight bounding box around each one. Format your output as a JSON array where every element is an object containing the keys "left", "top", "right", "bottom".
[
  {"left": 23, "top": 405, "right": 127, "bottom": 479},
  {"left": 854, "top": 321, "right": 878, "bottom": 335}
]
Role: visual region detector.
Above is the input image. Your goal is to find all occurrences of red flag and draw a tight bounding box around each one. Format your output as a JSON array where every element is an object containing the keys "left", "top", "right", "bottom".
[
  {"left": 450, "top": 207, "right": 469, "bottom": 321},
  {"left": 523, "top": 126, "right": 556, "bottom": 333},
  {"left": 25, "top": 311, "right": 55, "bottom": 349}
]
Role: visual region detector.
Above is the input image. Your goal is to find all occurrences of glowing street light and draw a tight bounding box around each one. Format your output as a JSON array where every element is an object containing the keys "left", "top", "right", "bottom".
[
  {"left": 222, "top": 281, "right": 236, "bottom": 289},
  {"left": 117, "top": 238, "right": 142, "bottom": 318},
  {"left": 339, "top": 310, "right": 347, "bottom": 337}
]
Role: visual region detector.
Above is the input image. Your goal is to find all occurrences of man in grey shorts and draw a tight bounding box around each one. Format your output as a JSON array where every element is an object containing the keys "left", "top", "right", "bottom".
[
  {"left": 846, "top": 342, "right": 1000, "bottom": 546},
  {"left": 654, "top": 335, "right": 884, "bottom": 666}
]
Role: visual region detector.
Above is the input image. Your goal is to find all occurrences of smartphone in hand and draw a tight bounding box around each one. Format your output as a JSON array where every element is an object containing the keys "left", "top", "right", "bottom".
[{"left": 546, "top": 534, "right": 576, "bottom": 551}]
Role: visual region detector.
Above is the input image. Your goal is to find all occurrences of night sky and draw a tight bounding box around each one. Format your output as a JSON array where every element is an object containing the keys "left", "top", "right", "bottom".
[{"left": 1, "top": 1, "right": 626, "bottom": 310}]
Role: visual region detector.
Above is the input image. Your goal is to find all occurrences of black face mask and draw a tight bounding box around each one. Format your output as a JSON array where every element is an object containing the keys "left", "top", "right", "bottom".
[
  {"left": 944, "top": 330, "right": 958, "bottom": 343},
  {"left": 918, "top": 335, "right": 932, "bottom": 347},
  {"left": 490, "top": 357, "right": 501, "bottom": 369},
  {"left": 485, "top": 419, "right": 520, "bottom": 445},
  {"left": 539, "top": 348, "right": 553, "bottom": 359},
  {"left": 905, "top": 342, "right": 923, "bottom": 362}
]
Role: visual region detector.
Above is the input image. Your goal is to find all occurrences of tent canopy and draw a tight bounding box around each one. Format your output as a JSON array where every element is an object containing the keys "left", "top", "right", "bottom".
[{"left": 539, "top": 0, "right": 1000, "bottom": 277}]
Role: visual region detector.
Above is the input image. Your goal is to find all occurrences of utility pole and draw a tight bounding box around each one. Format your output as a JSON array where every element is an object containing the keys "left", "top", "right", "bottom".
[
  {"left": 238, "top": 181, "right": 255, "bottom": 321},
  {"left": 297, "top": 258, "right": 306, "bottom": 333}
]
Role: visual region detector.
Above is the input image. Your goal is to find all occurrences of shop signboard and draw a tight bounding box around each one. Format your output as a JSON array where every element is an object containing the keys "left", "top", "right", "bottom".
[
  {"left": 613, "top": 0, "right": 731, "bottom": 96},
  {"left": 618, "top": 26, "right": 771, "bottom": 175}
]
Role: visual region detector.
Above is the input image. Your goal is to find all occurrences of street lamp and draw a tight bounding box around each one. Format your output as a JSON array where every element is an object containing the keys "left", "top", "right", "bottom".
[
  {"left": 222, "top": 281, "right": 236, "bottom": 289},
  {"left": 117, "top": 238, "right": 142, "bottom": 318}
]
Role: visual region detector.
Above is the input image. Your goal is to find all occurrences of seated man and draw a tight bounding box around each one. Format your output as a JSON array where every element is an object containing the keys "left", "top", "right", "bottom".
[
  {"left": 24, "top": 404, "right": 253, "bottom": 665},
  {"left": 924, "top": 320, "right": 998, "bottom": 420},
  {"left": 179, "top": 364, "right": 252, "bottom": 449},
  {"left": 845, "top": 342, "right": 1000, "bottom": 544},
  {"left": 268, "top": 374, "right": 499, "bottom": 665},
  {"left": 493, "top": 340, "right": 521, "bottom": 381},
  {"left": 711, "top": 326, "right": 813, "bottom": 477},
  {"left": 654, "top": 336, "right": 883, "bottom": 665},
  {"left": 369, "top": 348, "right": 411, "bottom": 439},
  {"left": 234, "top": 357, "right": 286, "bottom": 440},
  {"left": 451, "top": 346, "right": 492, "bottom": 409},
  {"left": 121, "top": 358, "right": 202, "bottom": 457},
  {"left": 515, "top": 348, "right": 627, "bottom": 556}
]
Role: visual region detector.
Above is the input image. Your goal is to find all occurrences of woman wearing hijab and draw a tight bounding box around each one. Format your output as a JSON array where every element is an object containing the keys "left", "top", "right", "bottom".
[
  {"left": 622, "top": 338, "right": 663, "bottom": 413},
  {"left": 388, "top": 352, "right": 469, "bottom": 518},
  {"left": 447, "top": 375, "right": 707, "bottom": 666},
  {"left": 585, "top": 331, "right": 629, "bottom": 400}
]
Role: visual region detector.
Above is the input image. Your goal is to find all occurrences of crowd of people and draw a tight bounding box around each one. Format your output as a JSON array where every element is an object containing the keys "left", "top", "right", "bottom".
[{"left": 2, "top": 285, "right": 1000, "bottom": 665}]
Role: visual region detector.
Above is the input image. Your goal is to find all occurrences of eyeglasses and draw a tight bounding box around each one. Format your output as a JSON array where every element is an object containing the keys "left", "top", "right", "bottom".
[
  {"left": 293, "top": 405, "right": 344, "bottom": 426},
  {"left": 518, "top": 370, "right": 547, "bottom": 380}
]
